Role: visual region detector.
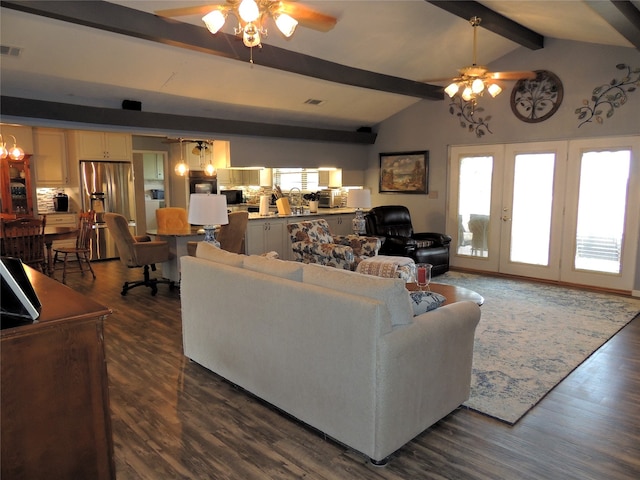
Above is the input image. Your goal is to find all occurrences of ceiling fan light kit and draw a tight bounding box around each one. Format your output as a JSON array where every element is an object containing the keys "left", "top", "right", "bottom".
[
  {"left": 201, "top": 0, "right": 299, "bottom": 49},
  {"left": 443, "top": 16, "right": 533, "bottom": 107}
]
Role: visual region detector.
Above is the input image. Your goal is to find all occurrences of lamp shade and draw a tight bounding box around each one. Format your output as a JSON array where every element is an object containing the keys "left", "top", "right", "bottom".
[
  {"left": 347, "top": 189, "right": 371, "bottom": 209},
  {"left": 188, "top": 194, "right": 229, "bottom": 226}
]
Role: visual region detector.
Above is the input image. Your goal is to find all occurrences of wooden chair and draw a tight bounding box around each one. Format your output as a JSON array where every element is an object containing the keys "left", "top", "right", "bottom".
[
  {"left": 52, "top": 210, "right": 96, "bottom": 284},
  {"left": 1, "top": 216, "right": 47, "bottom": 272}
]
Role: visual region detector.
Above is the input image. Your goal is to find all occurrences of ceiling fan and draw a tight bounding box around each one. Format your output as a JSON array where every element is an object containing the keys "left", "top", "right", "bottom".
[
  {"left": 155, "top": 0, "right": 337, "bottom": 50},
  {"left": 426, "top": 16, "right": 536, "bottom": 104}
]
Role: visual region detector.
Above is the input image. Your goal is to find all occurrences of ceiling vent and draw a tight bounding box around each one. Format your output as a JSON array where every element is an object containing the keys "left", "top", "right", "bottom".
[
  {"left": 1, "top": 45, "right": 22, "bottom": 57},
  {"left": 304, "top": 98, "right": 325, "bottom": 106}
]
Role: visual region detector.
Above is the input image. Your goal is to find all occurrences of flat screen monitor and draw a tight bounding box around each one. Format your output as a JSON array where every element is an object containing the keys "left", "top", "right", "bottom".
[{"left": 1, "top": 256, "right": 41, "bottom": 328}]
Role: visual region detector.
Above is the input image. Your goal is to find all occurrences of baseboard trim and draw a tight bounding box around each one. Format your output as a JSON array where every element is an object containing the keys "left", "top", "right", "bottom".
[{"left": 632, "top": 290, "right": 640, "bottom": 298}]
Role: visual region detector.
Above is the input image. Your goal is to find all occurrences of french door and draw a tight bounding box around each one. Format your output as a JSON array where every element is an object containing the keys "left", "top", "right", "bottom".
[{"left": 447, "top": 136, "right": 640, "bottom": 291}]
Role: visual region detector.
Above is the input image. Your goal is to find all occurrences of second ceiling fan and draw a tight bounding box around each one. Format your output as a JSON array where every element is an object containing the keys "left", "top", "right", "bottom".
[{"left": 427, "top": 16, "right": 536, "bottom": 104}]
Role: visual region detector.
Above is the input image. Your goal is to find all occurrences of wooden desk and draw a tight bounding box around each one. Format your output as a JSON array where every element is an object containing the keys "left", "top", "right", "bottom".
[
  {"left": 147, "top": 228, "right": 204, "bottom": 283},
  {"left": 407, "top": 282, "right": 484, "bottom": 306},
  {"left": 1, "top": 266, "right": 115, "bottom": 479}
]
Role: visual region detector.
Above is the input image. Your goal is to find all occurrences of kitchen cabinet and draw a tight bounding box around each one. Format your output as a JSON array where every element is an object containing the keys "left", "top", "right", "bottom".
[
  {"left": 325, "top": 213, "right": 355, "bottom": 236},
  {"left": 70, "top": 131, "right": 132, "bottom": 160},
  {"left": 143, "top": 153, "right": 164, "bottom": 180},
  {"left": 46, "top": 213, "right": 78, "bottom": 249},
  {"left": 1, "top": 155, "right": 34, "bottom": 216},
  {"left": 246, "top": 218, "right": 287, "bottom": 258},
  {"left": 33, "top": 128, "right": 69, "bottom": 185},
  {"left": 218, "top": 168, "right": 260, "bottom": 186}
]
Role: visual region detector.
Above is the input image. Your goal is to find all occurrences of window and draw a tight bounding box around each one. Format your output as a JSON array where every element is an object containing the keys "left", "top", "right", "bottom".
[{"left": 272, "top": 168, "right": 320, "bottom": 192}]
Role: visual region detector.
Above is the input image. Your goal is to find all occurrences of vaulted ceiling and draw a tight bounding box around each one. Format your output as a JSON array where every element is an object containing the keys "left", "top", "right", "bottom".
[{"left": 1, "top": 1, "right": 639, "bottom": 143}]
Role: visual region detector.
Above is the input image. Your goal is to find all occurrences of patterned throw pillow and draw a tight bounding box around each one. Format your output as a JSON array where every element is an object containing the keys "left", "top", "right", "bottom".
[{"left": 409, "top": 291, "right": 446, "bottom": 316}]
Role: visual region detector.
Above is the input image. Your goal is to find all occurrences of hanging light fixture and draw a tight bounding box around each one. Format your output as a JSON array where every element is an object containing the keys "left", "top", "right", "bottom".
[
  {"left": 174, "top": 138, "right": 189, "bottom": 176},
  {"left": 0, "top": 134, "right": 25, "bottom": 160},
  {"left": 444, "top": 17, "right": 503, "bottom": 107},
  {"left": 202, "top": 0, "right": 299, "bottom": 61}
]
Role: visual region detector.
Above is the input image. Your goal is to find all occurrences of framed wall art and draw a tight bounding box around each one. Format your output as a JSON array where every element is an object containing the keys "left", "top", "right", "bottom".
[{"left": 379, "top": 150, "right": 428, "bottom": 194}]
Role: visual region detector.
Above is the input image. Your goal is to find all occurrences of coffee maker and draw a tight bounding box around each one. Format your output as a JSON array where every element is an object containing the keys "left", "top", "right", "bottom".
[{"left": 53, "top": 193, "right": 69, "bottom": 212}]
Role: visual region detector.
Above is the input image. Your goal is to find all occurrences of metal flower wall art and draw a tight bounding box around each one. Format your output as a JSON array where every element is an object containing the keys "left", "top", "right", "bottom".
[
  {"left": 449, "top": 96, "right": 492, "bottom": 138},
  {"left": 576, "top": 63, "right": 639, "bottom": 127}
]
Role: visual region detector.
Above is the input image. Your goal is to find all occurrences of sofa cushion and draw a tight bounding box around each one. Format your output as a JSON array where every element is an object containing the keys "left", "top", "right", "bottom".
[
  {"left": 196, "top": 241, "right": 244, "bottom": 267},
  {"left": 409, "top": 291, "right": 446, "bottom": 316},
  {"left": 302, "top": 264, "right": 413, "bottom": 327},
  {"left": 243, "top": 255, "right": 304, "bottom": 281}
]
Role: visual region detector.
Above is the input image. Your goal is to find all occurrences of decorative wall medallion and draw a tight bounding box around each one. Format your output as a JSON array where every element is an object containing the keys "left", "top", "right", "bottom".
[
  {"left": 575, "top": 63, "right": 639, "bottom": 127},
  {"left": 510, "top": 70, "right": 563, "bottom": 123}
]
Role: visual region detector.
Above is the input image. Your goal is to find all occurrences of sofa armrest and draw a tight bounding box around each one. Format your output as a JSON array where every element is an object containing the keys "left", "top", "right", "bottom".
[{"left": 379, "top": 235, "right": 417, "bottom": 255}]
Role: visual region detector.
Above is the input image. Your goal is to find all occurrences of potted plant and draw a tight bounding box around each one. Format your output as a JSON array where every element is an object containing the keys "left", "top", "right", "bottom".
[{"left": 303, "top": 192, "right": 320, "bottom": 213}]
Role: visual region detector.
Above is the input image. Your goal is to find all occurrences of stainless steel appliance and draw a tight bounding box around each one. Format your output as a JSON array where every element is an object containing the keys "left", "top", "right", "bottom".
[
  {"left": 189, "top": 171, "right": 217, "bottom": 195},
  {"left": 318, "top": 189, "right": 341, "bottom": 208},
  {"left": 80, "top": 161, "right": 136, "bottom": 260},
  {"left": 220, "top": 189, "right": 243, "bottom": 205}
]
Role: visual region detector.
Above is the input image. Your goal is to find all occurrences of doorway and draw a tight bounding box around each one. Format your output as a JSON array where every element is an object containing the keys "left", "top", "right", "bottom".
[{"left": 447, "top": 136, "right": 640, "bottom": 291}]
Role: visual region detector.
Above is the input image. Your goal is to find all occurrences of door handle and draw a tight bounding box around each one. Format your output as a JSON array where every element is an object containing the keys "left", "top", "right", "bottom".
[{"left": 502, "top": 216, "right": 511, "bottom": 222}]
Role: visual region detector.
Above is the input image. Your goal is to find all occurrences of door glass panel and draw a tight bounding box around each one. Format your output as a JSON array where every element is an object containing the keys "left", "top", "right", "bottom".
[
  {"left": 457, "top": 156, "right": 493, "bottom": 257},
  {"left": 575, "top": 150, "right": 630, "bottom": 273},
  {"left": 510, "top": 153, "right": 555, "bottom": 265}
]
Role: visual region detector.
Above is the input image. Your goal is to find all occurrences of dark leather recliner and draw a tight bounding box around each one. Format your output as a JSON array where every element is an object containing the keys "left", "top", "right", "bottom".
[{"left": 364, "top": 205, "right": 451, "bottom": 276}]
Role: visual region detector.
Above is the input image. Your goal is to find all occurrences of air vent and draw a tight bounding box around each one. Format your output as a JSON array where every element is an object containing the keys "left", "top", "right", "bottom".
[
  {"left": 304, "top": 98, "right": 325, "bottom": 106},
  {"left": 1, "top": 45, "right": 22, "bottom": 57}
]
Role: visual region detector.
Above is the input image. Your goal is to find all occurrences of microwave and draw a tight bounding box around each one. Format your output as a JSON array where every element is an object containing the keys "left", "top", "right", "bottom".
[{"left": 318, "top": 189, "right": 342, "bottom": 208}]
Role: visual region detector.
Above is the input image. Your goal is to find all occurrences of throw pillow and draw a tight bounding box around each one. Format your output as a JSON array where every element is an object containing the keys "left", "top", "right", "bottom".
[{"left": 409, "top": 291, "right": 446, "bottom": 316}]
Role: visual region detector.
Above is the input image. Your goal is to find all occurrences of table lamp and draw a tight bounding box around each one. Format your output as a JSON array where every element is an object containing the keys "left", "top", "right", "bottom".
[
  {"left": 347, "top": 188, "right": 371, "bottom": 235},
  {"left": 188, "top": 194, "right": 229, "bottom": 247}
]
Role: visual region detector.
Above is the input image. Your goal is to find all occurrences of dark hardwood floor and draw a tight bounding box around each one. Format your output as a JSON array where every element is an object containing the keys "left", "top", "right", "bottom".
[{"left": 63, "top": 260, "right": 640, "bottom": 479}]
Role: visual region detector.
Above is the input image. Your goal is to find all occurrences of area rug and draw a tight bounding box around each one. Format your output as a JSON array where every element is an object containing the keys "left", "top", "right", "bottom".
[{"left": 435, "top": 271, "right": 640, "bottom": 424}]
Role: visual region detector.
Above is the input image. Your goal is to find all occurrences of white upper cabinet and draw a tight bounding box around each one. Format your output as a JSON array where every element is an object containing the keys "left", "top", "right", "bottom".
[
  {"left": 33, "top": 128, "right": 69, "bottom": 186},
  {"left": 70, "top": 131, "right": 132, "bottom": 160}
]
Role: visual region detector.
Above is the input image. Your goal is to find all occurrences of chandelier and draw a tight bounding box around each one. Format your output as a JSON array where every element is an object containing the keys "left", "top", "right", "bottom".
[
  {"left": 202, "top": 0, "right": 298, "bottom": 50},
  {"left": 444, "top": 17, "right": 503, "bottom": 105},
  {"left": 0, "top": 134, "right": 25, "bottom": 161}
]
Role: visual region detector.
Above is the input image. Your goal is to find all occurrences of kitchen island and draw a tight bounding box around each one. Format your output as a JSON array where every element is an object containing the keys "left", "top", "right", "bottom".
[{"left": 245, "top": 208, "right": 357, "bottom": 260}]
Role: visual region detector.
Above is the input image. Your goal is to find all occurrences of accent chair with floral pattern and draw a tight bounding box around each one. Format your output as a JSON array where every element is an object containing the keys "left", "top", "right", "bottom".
[{"left": 287, "top": 219, "right": 380, "bottom": 270}]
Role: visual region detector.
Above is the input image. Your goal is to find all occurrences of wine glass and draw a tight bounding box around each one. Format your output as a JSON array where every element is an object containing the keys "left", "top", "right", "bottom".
[{"left": 416, "top": 263, "right": 432, "bottom": 291}]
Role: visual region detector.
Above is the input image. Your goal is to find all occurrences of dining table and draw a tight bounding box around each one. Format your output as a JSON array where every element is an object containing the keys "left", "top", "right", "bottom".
[{"left": 146, "top": 227, "right": 205, "bottom": 283}]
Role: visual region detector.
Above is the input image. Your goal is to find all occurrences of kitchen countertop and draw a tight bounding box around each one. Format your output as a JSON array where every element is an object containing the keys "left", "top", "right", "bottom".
[{"left": 247, "top": 208, "right": 357, "bottom": 220}]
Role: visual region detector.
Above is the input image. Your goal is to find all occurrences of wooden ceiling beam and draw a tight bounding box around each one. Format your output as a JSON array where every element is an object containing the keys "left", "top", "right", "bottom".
[
  {"left": 427, "top": 1, "right": 544, "bottom": 50},
  {"left": 0, "top": 0, "right": 443, "bottom": 101},
  {"left": 0, "top": 96, "right": 379, "bottom": 144},
  {"left": 585, "top": 0, "right": 640, "bottom": 51}
]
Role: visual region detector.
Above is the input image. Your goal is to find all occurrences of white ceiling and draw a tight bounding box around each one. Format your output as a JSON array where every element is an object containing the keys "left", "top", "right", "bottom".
[{"left": 0, "top": 1, "right": 637, "bottom": 132}]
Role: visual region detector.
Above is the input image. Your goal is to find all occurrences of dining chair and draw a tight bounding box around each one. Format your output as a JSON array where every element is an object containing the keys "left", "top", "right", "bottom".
[
  {"left": 51, "top": 210, "right": 96, "bottom": 284},
  {"left": 217, "top": 211, "right": 249, "bottom": 254},
  {"left": 156, "top": 207, "right": 190, "bottom": 233},
  {"left": 1, "top": 216, "right": 47, "bottom": 272}
]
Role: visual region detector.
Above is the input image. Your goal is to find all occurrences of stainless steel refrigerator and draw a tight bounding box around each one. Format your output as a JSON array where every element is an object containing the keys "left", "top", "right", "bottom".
[{"left": 80, "top": 161, "right": 136, "bottom": 260}]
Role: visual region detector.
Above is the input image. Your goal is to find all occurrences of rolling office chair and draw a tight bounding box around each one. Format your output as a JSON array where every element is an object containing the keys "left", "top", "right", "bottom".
[
  {"left": 104, "top": 213, "right": 174, "bottom": 296},
  {"left": 156, "top": 207, "right": 190, "bottom": 233}
]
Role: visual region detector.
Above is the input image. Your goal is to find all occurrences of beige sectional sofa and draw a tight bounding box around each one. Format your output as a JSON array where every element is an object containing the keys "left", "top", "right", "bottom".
[{"left": 180, "top": 243, "right": 481, "bottom": 464}]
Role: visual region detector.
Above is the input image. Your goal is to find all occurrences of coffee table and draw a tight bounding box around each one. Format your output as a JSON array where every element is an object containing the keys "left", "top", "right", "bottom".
[{"left": 406, "top": 283, "right": 484, "bottom": 306}]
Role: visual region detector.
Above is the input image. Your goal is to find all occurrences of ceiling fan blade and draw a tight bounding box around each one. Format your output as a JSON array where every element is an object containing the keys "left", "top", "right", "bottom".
[
  {"left": 155, "top": 4, "right": 223, "bottom": 18},
  {"left": 488, "top": 71, "right": 537, "bottom": 81},
  {"left": 279, "top": 2, "right": 337, "bottom": 32},
  {"left": 421, "top": 76, "right": 460, "bottom": 84}
]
